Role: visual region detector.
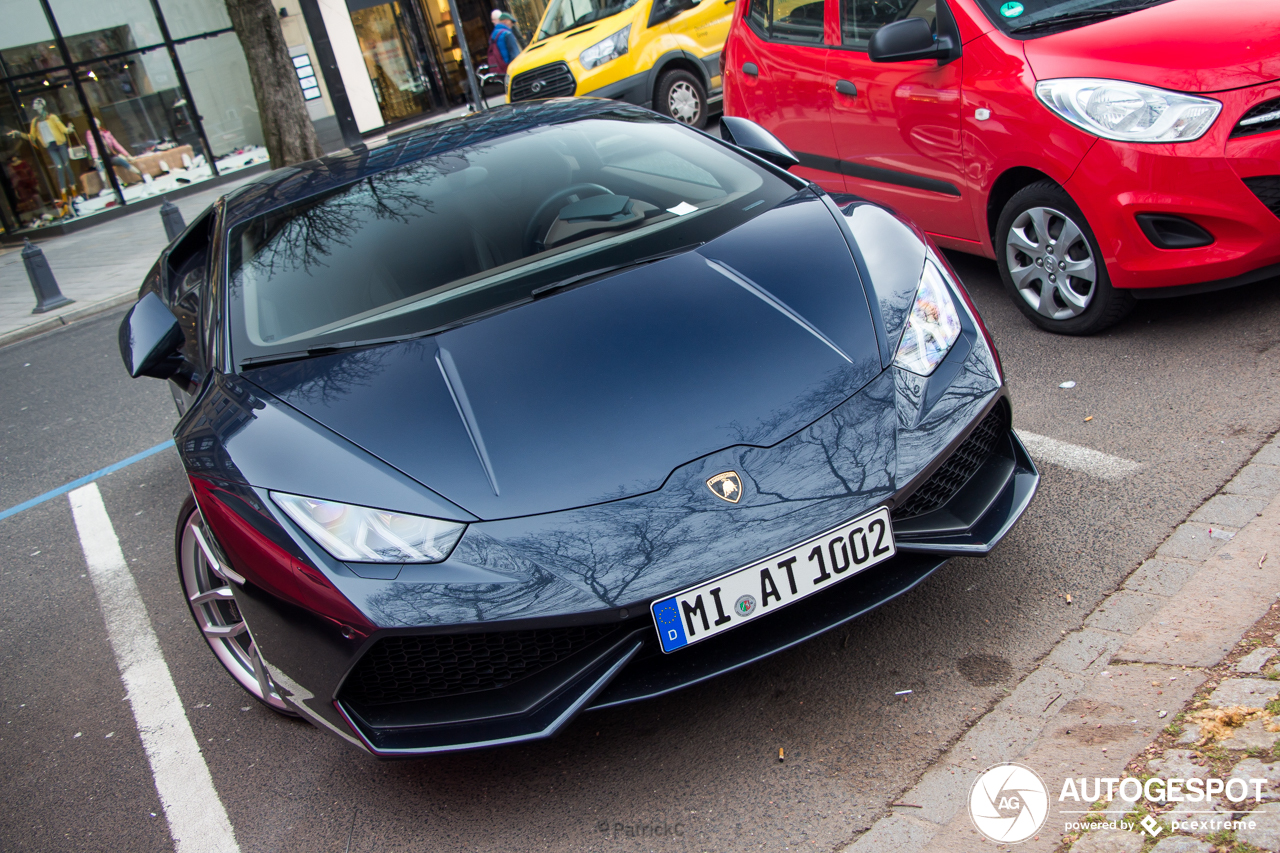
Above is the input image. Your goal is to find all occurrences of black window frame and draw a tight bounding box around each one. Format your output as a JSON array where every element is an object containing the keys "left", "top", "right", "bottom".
[{"left": 745, "top": 0, "right": 829, "bottom": 45}]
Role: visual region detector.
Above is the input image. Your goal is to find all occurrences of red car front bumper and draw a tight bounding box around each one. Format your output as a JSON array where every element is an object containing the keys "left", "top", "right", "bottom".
[{"left": 1065, "top": 82, "right": 1280, "bottom": 294}]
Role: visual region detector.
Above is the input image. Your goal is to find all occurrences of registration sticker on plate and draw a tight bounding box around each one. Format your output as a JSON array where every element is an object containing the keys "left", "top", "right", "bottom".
[{"left": 650, "top": 507, "right": 895, "bottom": 653}]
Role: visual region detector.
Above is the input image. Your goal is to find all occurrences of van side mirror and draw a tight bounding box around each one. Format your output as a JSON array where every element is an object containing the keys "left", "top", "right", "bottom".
[
  {"left": 119, "top": 291, "right": 186, "bottom": 379},
  {"left": 719, "top": 116, "right": 800, "bottom": 171},
  {"left": 868, "top": 17, "right": 955, "bottom": 63}
]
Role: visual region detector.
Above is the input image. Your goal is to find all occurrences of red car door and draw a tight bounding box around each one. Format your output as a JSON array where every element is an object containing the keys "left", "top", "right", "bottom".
[
  {"left": 825, "top": 0, "right": 978, "bottom": 243},
  {"left": 730, "top": 0, "right": 845, "bottom": 191}
]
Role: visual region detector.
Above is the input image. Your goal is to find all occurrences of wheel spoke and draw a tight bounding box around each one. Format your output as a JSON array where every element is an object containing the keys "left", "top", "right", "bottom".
[
  {"left": 1064, "top": 256, "right": 1096, "bottom": 281},
  {"left": 1026, "top": 208, "right": 1051, "bottom": 247},
  {"left": 247, "top": 639, "right": 275, "bottom": 702},
  {"left": 1037, "top": 277, "right": 1058, "bottom": 316},
  {"left": 1051, "top": 218, "right": 1083, "bottom": 260},
  {"left": 1009, "top": 261, "right": 1040, "bottom": 292},
  {"left": 189, "top": 586, "right": 235, "bottom": 607},
  {"left": 1054, "top": 279, "right": 1090, "bottom": 311},
  {"left": 1006, "top": 226, "right": 1041, "bottom": 255},
  {"left": 203, "top": 622, "right": 247, "bottom": 639}
]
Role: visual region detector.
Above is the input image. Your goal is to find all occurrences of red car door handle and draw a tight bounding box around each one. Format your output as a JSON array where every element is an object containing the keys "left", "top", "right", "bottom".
[
  {"left": 742, "top": 62, "right": 759, "bottom": 76},
  {"left": 835, "top": 80, "right": 857, "bottom": 96}
]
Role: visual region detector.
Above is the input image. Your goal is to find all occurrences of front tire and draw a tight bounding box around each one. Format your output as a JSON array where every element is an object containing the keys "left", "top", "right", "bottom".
[
  {"left": 995, "top": 180, "right": 1133, "bottom": 335},
  {"left": 176, "top": 496, "right": 296, "bottom": 715},
  {"left": 656, "top": 70, "right": 707, "bottom": 128}
]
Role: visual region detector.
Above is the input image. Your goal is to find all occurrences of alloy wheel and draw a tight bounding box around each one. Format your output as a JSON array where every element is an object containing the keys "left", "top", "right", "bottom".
[
  {"left": 179, "top": 509, "right": 291, "bottom": 712},
  {"left": 668, "top": 81, "right": 702, "bottom": 124},
  {"left": 1005, "top": 206, "right": 1098, "bottom": 321}
]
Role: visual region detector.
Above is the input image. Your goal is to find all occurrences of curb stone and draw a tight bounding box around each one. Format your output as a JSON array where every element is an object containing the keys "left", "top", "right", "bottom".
[
  {"left": 841, "top": 430, "right": 1280, "bottom": 853},
  {"left": 0, "top": 291, "right": 136, "bottom": 349}
]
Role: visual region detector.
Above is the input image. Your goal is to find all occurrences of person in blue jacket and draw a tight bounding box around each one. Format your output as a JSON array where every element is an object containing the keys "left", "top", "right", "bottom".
[{"left": 488, "top": 10, "right": 521, "bottom": 74}]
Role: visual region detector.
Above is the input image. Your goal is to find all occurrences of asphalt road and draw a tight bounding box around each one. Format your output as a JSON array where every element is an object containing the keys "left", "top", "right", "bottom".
[{"left": 3, "top": 256, "right": 1280, "bottom": 853}]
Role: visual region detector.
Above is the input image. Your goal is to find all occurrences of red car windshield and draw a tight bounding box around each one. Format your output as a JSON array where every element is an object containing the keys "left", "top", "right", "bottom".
[{"left": 973, "top": 0, "right": 1173, "bottom": 36}]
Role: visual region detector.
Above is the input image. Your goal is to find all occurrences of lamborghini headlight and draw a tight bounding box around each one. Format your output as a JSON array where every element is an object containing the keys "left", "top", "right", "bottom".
[
  {"left": 579, "top": 24, "right": 631, "bottom": 70},
  {"left": 1035, "top": 78, "right": 1220, "bottom": 143},
  {"left": 271, "top": 493, "right": 465, "bottom": 563},
  {"left": 893, "top": 259, "right": 962, "bottom": 376}
]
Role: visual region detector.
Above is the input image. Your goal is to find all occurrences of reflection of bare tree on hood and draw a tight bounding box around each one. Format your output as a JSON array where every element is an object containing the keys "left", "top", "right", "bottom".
[{"left": 354, "top": 350, "right": 1000, "bottom": 624}]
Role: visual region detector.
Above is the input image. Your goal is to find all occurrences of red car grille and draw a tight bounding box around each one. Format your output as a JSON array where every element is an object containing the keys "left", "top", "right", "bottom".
[
  {"left": 1243, "top": 176, "right": 1280, "bottom": 220},
  {"left": 1232, "top": 98, "right": 1280, "bottom": 138}
]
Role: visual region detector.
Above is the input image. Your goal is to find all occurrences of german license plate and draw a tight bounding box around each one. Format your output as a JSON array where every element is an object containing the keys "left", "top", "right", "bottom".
[{"left": 651, "top": 506, "right": 895, "bottom": 653}]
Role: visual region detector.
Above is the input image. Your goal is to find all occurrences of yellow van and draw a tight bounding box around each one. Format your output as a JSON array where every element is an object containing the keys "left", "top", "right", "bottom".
[{"left": 504, "top": 0, "right": 733, "bottom": 128}]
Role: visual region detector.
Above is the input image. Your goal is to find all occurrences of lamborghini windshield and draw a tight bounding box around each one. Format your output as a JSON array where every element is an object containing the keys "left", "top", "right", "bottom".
[{"left": 227, "top": 114, "right": 797, "bottom": 365}]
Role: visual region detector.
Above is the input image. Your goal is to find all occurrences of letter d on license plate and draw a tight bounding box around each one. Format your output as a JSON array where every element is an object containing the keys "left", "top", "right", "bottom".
[{"left": 651, "top": 506, "right": 894, "bottom": 653}]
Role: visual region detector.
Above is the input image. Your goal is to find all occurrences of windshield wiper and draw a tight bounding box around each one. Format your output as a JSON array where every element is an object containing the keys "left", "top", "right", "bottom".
[
  {"left": 529, "top": 243, "right": 704, "bottom": 299},
  {"left": 1009, "top": 0, "right": 1167, "bottom": 33},
  {"left": 239, "top": 340, "right": 381, "bottom": 369}
]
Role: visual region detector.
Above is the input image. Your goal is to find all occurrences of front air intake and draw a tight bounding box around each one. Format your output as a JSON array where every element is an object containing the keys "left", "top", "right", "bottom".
[{"left": 892, "top": 402, "right": 1009, "bottom": 521}]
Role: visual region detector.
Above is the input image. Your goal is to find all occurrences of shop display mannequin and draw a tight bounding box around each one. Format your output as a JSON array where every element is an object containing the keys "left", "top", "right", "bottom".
[
  {"left": 87, "top": 117, "right": 141, "bottom": 191},
  {"left": 6, "top": 98, "right": 75, "bottom": 204}
]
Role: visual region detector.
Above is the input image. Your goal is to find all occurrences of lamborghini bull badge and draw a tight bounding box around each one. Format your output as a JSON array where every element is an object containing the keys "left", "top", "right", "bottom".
[{"left": 706, "top": 471, "right": 743, "bottom": 503}]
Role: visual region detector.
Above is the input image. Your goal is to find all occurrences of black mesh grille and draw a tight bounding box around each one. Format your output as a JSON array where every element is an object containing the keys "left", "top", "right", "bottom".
[
  {"left": 340, "top": 625, "right": 615, "bottom": 706},
  {"left": 509, "top": 62, "right": 576, "bottom": 102},
  {"left": 1232, "top": 98, "right": 1280, "bottom": 138},
  {"left": 1243, "top": 176, "right": 1280, "bottom": 220},
  {"left": 893, "top": 403, "right": 1009, "bottom": 521}
]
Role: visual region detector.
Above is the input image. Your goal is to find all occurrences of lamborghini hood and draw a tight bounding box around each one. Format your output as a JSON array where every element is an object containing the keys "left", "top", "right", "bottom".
[{"left": 246, "top": 196, "right": 885, "bottom": 520}]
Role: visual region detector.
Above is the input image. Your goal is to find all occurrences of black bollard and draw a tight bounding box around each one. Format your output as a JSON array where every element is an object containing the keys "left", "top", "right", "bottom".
[
  {"left": 160, "top": 199, "right": 185, "bottom": 241},
  {"left": 22, "top": 238, "right": 74, "bottom": 314}
]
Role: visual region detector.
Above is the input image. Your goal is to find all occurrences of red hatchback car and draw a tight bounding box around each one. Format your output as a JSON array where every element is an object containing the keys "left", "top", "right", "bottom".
[{"left": 723, "top": 0, "right": 1280, "bottom": 334}]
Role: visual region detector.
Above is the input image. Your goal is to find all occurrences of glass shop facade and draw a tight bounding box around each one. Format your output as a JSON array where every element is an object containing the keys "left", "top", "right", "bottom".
[{"left": 0, "top": 0, "right": 547, "bottom": 236}]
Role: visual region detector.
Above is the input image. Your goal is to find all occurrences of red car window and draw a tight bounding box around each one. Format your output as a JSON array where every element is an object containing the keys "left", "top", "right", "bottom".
[
  {"left": 840, "top": 0, "right": 936, "bottom": 49},
  {"left": 747, "top": 0, "right": 825, "bottom": 43}
]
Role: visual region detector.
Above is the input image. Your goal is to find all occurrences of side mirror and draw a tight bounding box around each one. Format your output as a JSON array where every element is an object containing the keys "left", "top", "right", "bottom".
[
  {"left": 868, "top": 17, "right": 954, "bottom": 63},
  {"left": 719, "top": 116, "right": 800, "bottom": 171},
  {"left": 119, "top": 291, "right": 186, "bottom": 379}
]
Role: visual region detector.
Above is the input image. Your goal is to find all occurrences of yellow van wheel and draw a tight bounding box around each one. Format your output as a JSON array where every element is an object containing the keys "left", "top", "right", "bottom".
[{"left": 657, "top": 70, "right": 707, "bottom": 129}]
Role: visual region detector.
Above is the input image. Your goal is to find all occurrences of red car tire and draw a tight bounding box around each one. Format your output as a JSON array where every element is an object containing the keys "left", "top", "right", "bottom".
[{"left": 995, "top": 180, "right": 1134, "bottom": 336}]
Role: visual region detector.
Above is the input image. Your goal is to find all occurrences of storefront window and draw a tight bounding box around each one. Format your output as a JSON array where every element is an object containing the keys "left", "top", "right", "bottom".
[
  {"left": 350, "top": 1, "right": 436, "bottom": 125},
  {"left": 2, "top": 82, "right": 70, "bottom": 228},
  {"left": 1, "top": 68, "right": 98, "bottom": 227},
  {"left": 0, "top": 0, "right": 276, "bottom": 235},
  {"left": 48, "top": 0, "right": 166, "bottom": 60},
  {"left": 156, "top": 0, "right": 234, "bottom": 41},
  {"left": 175, "top": 33, "right": 268, "bottom": 169},
  {"left": 73, "top": 48, "right": 219, "bottom": 216},
  {"left": 1, "top": 1, "right": 57, "bottom": 75}
]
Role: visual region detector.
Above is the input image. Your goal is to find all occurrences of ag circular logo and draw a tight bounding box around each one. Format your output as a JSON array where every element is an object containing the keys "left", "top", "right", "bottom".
[
  {"left": 968, "top": 763, "right": 1048, "bottom": 843},
  {"left": 734, "top": 594, "right": 756, "bottom": 616}
]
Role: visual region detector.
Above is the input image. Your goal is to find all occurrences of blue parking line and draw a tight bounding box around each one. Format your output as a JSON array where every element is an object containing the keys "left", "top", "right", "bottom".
[{"left": 0, "top": 441, "right": 175, "bottom": 522}]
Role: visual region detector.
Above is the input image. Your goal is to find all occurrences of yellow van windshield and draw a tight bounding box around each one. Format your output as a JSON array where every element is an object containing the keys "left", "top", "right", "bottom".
[{"left": 539, "top": 0, "right": 638, "bottom": 39}]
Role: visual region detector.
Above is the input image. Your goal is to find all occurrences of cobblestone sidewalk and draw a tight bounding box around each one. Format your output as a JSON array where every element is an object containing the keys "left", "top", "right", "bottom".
[
  {"left": 0, "top": 177, "right": 260, "bottom": 347},
  {"left": 844, "top": 435, "right": 1280, "bottom": 853}
]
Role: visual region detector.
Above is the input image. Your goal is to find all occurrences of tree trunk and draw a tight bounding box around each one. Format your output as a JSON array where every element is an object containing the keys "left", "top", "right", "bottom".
[{"left": 224, "top": 0, "right": 325, "bottom": 169}]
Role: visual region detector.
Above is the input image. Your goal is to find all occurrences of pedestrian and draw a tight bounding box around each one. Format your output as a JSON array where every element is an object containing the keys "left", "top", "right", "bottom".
[
  {"left": 488, "top": 9, "right": 521, "bottom": 75},
  {"left": 500, "top": 12, "right": 525, "bottom": 48}
]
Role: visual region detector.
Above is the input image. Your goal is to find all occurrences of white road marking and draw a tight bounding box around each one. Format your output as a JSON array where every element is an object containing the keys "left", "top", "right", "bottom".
[
  {"left": 1015, "top": 430, "right": 1141, "bottom": 481},
  {"left": 69, "top": 484, "right": 240, "bottom": 853}
]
